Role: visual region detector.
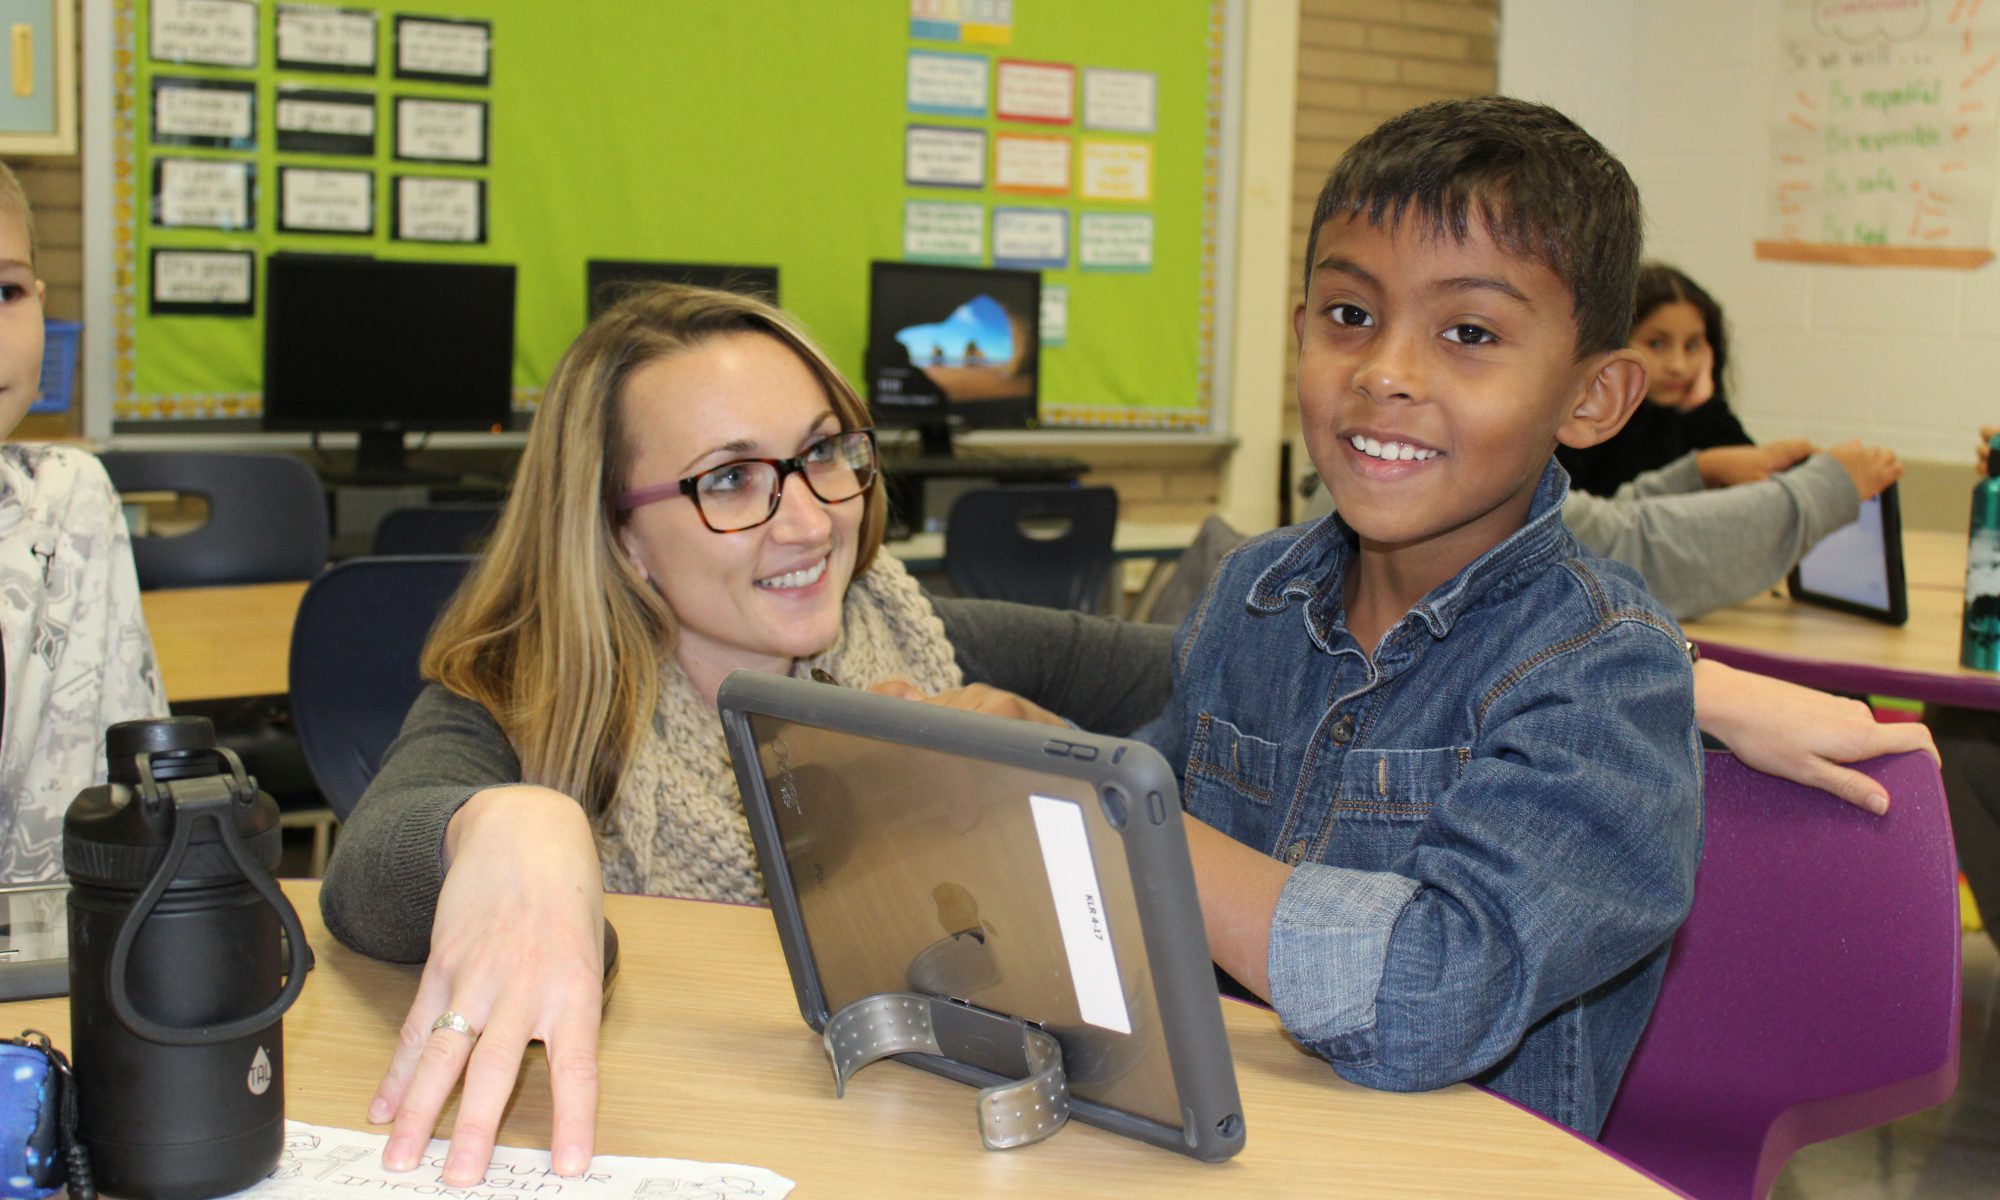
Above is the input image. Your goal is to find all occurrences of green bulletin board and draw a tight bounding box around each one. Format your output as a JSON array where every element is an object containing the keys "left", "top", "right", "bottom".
[{"left": 116, "top": 0, "right": 1221, "bottom": 430}]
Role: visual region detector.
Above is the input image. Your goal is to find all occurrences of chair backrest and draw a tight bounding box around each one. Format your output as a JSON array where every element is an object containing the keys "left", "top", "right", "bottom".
[
  {"left": 101, "top": 451, "right": 330, "bottom": 589},
  {"left": 371, "top": 503, "right": 501, "bottom": 556},
  {"left": 287, "top": 555, "right": 475, "bottom": 819},
  {"left": 1596, "top": 750, "right": 1961, "bottom": 1200},
  {"left": 943, "top": 485, "right": 1118, "bottom": 611}
]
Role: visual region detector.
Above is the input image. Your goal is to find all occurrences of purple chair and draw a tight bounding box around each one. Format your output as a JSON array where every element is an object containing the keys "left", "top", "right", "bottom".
[{"left": 1596, "top": 749, "right": 1961, "bottom": 1199}]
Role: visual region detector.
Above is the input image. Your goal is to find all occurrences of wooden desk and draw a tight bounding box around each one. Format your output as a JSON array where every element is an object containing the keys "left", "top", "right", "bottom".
[
  {"left": 4, "top": 881, "right": 1669, "bottom": 1197},
  {"left": 1684, "top": 529, "right": 2000, "bottom": 711},
  {"left": 140, "top": 581, "right": 307, "bottom": 704}
]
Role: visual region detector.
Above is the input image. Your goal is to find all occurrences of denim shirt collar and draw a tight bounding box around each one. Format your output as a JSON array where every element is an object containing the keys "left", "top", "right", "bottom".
[{"left": 1248, "top": 459, "right": 1574, "bottom": 650}]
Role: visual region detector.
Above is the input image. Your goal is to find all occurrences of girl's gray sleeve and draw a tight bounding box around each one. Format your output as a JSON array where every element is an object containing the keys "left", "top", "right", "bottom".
[
  {"left": 928, "top": 595, "right": 1174, "bottom": 735},
  {"left": 319, "top": 684, "right": 524, "bottom": 963},
  {"left": 1563, "top": 453, "right": 1860, "bottom": 620},
  {"left": 1609, "top": 451, "right": 1704, "bottom": 501}
]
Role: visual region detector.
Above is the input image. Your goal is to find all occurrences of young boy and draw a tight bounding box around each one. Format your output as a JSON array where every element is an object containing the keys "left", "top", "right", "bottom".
[
  {"left": 1141, "top": 97, "right": 1702, "bottom": 1136},
  {"left": 0, "top": 160, "right": 166, "bottom": 880}
]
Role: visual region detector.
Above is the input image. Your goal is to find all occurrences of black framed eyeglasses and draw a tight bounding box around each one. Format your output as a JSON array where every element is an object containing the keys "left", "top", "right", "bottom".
[{"left": 618, "top": 428, "right": 878, "bottom": 533}]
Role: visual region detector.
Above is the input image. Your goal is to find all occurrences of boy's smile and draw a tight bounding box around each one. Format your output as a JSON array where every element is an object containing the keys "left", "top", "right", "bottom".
[{"left": 1294, "top": 212, "right": 1639, "bottom": 600}]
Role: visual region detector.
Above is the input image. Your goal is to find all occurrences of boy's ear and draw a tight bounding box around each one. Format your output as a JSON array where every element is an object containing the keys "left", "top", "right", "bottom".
[
  {"left": 1292, "top": 301, "right": 1307, "bottom": 347},
  {"left": 1555, "top": 348, "right": 1648, "bottom": 450}
]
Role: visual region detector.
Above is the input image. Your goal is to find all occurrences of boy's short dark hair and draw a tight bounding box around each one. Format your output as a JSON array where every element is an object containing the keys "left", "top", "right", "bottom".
[{"left": 1306, "top": 96, "right": 1641, "bottom": 358}]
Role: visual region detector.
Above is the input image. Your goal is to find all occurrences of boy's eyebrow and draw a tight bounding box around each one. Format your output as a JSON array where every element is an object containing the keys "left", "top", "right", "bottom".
[
  {"left": 1313, "top": 256, "right": 1532, "bottom": 307},
  {"left": 1438, "top": 274, "right": 1532, "bottom": 305},
  {"left": 0, "top": 257, "right": 31, "bottom": 272}
]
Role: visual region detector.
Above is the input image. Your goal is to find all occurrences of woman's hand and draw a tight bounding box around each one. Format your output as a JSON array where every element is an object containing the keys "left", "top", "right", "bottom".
[
  {"left": 374, "top": 785, "right": 606, "bottom": 1184},
  {"left": 869, "top": 678, "right": 1069, "bottom": 726},
  {"left": 1695, "top": 439, "right": 1815, "bottom": 487},
  {"left": 1978, "top": 424, "right": 1999, "bottom": 477},
  {"left": 1823, "top": 438, "right": 1903, "bottom": 500},
  {"left": 1693, "top": 659, "right": 1939, "bottom": 814}
]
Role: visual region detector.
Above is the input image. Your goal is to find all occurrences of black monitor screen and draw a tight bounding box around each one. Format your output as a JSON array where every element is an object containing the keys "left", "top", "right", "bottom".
[
  {"left": 263, "top": 254, "right": 515, "bottom": 435},
  {"left": 587, "top": 259, "right": 780, "bottom": 318},
  {"left": 866, "top": 261, "right": 1040, "bottom": 436}
]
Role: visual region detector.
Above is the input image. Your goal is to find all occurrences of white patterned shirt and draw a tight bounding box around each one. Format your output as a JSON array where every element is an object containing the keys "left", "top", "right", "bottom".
[{"left": 0, "top": 444, "right": 167, "bottom": 881}]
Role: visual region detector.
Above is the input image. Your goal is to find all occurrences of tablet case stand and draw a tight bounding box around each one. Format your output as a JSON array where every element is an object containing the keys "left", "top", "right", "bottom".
[{"left": 825, "top": 992, "right": 1072, "bottom": 1150}]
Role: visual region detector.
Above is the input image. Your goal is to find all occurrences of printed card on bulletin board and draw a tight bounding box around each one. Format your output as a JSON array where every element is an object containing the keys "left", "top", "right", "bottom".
[
  {"left": 275, "top": 4, "right": 377, "bottom": 74},
  {"left": 153, "top": 158, "right": 254, "bottom": 230},
  {"left": 394, "top": 176, "right": 485, "bottom": 244},
  {"left": 395, "top": 15, "right": 492, "bottom": 84},
  {"left": 276, "top": 86, "right": 375, "bottom": 156},
  {"left": 151, "top": 0, "right": 258, "bottom": 68},
  {"left": 395, "top": 97, "right": 488, "bottom": 165},
  {"left": 150, "top": 248, "right": 255, "bottom": 316},
  {"left": 151, "top": 77, "right": 256, "bottom": 150},
  {"left": 278, "top": 166, "right": 373, "bottom": 235}
]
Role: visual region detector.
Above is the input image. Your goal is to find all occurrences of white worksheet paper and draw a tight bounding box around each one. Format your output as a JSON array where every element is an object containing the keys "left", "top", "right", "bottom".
[{"left": 255, "top": 1122, "right": 796, "bottom": 1199}]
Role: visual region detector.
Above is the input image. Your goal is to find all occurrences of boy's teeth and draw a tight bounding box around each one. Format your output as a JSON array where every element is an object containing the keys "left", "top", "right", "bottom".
[
  {"left": 757, "top": 558, "right": 828, "bottom": 590},
  {"left": 1348, "top": 435, "right": 1439, "bottom": 462}
]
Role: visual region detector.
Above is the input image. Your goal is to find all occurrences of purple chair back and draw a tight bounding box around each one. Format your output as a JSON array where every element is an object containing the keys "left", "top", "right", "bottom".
[{"left": 1596, "top": 750, "right": 1961, "bottom": 1199}]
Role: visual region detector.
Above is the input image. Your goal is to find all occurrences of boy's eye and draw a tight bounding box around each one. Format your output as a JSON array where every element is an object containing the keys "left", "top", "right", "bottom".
[
  {"left": 1443, "top": 324, "right": 1496, "bottom": 346},
  {"left": 1327, "top": 303, "right": 1372, "bottom": 328},
  {"left": 0, "top": 284, "right": 27, "bottom": 303}
]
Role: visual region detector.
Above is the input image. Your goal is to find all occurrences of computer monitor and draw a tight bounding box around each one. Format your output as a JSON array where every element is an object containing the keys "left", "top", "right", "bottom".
[
  {"left": 865, "top": 261, "right": 1041, "bottom": 456},
  {"left": 586, "top": 259, "right": 780, "bottom": 319},
  {"left": 263, "top": 254, "right": 516, "bottom": 479}
]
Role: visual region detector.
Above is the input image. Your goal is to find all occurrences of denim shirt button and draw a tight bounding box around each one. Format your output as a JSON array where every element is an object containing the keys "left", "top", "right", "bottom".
[
  {"left": 1284, "top": 839, "right": 1308, "bottom": 865},
  {"left": 1329, "top": 714, "right": 1355, "bottom": 746}
]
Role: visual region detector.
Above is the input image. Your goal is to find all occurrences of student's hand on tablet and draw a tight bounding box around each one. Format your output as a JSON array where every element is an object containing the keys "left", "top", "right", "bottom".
[
  {"left": 375, "top": 785, "right": 605, "bottom": 1184},
  {"left": 869, "top": 678, "right": 1068, "bottom": 726},
  {"left": 1695, "top": 440, "right": 1814, "bottom": 487},
  {"left": 1692, "top": 660, "right": 1939, "bottom": 814},
  {"left": 1980, "top": 425, "right": 2000, "bottom": 477},
  {"left": 1824, "top": 438, "right": 1903, "bottom": 500}
]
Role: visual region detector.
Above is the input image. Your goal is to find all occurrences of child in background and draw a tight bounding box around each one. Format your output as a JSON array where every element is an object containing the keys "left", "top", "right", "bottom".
[
  {"left": 1556, "top": 262, "right": 1901, "bottom": 497},
  {"left": 0, "top": 160, "right": 166, "bottom": 881},
  {"left": 1140, "top": 97, "right": 1701, "bottom": 1137}
]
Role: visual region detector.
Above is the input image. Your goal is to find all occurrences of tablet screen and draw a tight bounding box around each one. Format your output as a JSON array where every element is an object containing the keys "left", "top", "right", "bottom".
[
  {"left": 1788, "top": 483, "right": 1908, "bottom": 624},
  {"left": 1795, "top": 495, "right": 1891, "bottom": 610}
]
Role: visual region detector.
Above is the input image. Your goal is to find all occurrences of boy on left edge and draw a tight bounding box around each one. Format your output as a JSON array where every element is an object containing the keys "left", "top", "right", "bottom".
[{"left": 0, "top": 160, "right": 166, "bottom": 881}]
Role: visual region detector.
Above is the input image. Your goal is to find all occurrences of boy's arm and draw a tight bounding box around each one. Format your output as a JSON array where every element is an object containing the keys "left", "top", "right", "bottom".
[{"left": 1202, "top": 619, "right": 1701, "bottom": 1094}]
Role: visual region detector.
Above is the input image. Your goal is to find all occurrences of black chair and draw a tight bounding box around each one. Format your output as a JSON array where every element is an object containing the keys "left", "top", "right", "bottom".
[
  {"left": 288, "top": 555, "right": 475, "bottom": 819},
  {"left": 371, "top": 503, "right": 502, "bottom": 556},
  {"left": 100, "top": 451, "right": 330, "bottom": 589},
  {"left": 943, "top": 485, "right": 1119, "bottom": 611}
]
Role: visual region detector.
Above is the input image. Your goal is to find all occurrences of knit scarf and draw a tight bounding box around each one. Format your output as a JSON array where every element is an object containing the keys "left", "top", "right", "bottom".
[{"left": 598, "top": 555, "right": 961, "bottom": 900}]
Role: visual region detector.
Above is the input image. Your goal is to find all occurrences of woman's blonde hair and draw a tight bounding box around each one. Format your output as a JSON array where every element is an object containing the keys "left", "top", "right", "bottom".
[{"left": 422, "top": 283, "right": 886, "bottom": 818}]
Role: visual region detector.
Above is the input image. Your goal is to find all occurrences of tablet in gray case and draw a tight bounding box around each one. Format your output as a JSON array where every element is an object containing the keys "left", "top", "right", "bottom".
[{"left": 717, "top": 671, "right": 1245, "bottom": 1162}]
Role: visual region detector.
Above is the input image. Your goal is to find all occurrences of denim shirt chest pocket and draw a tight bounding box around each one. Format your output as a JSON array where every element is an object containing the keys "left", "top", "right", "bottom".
[
  {"left": 1182, "top": 713, "right": 1284, "bottom": 847},
  {"left": 1325, "top": 746, "right": 1467, "bottom": 868}
]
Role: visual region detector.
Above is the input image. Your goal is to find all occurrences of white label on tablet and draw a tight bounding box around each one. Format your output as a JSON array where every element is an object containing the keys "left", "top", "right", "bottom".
[{"left": 1029, "top": 794, "right": 1131, "bottom": 1034}]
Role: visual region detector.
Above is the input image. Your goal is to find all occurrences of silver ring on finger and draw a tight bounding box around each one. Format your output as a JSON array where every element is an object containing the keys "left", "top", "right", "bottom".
[{"left": 430, "top": 1010, "right": 477, "bottom": 1039}]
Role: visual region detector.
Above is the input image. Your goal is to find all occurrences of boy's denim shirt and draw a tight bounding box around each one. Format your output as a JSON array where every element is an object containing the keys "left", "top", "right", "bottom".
[{"left": 1139, "top": 461, "right": 1702, "bottom": 1136}]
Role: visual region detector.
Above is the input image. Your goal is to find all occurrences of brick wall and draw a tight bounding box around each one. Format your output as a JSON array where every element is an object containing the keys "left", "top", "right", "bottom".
[{"left": 1286, "top": 0, "right": 1499, "bottom": 441}]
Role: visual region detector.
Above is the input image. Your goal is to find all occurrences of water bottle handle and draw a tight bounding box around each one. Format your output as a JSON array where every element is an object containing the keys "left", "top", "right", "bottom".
[{"left": 105, "top": 752, "right": 312, "bottom": 1048}]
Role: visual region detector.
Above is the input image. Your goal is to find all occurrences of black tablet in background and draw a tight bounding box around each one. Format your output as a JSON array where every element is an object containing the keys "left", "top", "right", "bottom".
[{"left": 1788, "top": 482, "right": 1909, "bottom": 625}]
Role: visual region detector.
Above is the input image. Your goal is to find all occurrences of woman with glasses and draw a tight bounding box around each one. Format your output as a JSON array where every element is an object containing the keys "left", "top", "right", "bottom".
[{"left": 317, "top": 284, "right": 1168, "bottom": 1183}]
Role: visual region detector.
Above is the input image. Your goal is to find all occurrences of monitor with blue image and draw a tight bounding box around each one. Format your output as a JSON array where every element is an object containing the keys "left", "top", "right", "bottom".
[{"left": 865, "top": 261, "right": 1041, "bottom": 456}]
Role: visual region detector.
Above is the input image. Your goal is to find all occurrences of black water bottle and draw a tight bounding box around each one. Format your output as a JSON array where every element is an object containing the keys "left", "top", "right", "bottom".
[{"left": 64, "top": 717, "right": 311, "bottom": 1199}]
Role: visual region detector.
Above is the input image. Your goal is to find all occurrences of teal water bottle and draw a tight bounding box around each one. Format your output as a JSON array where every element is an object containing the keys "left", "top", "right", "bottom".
[{"left": 1964, "top": 433, "right": 2000, "bottom": 671}]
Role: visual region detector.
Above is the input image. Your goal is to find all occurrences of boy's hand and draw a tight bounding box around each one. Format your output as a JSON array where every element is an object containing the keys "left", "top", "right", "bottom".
[
  {"left": 1693, "top": 660, "right": 1938, "bottom": 814},
  {"left": 1694, "top": 440, "right": 1814, "bottom": 488},
  {"left": 868, "top": 678, "right": 1068, "bottom": 726},
  {"left": 1823, "top": 438, "right": 1903, "bottom": 500},
  {"left": 1979, "top": 425, "right": 2000, "bottom": 477}
]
